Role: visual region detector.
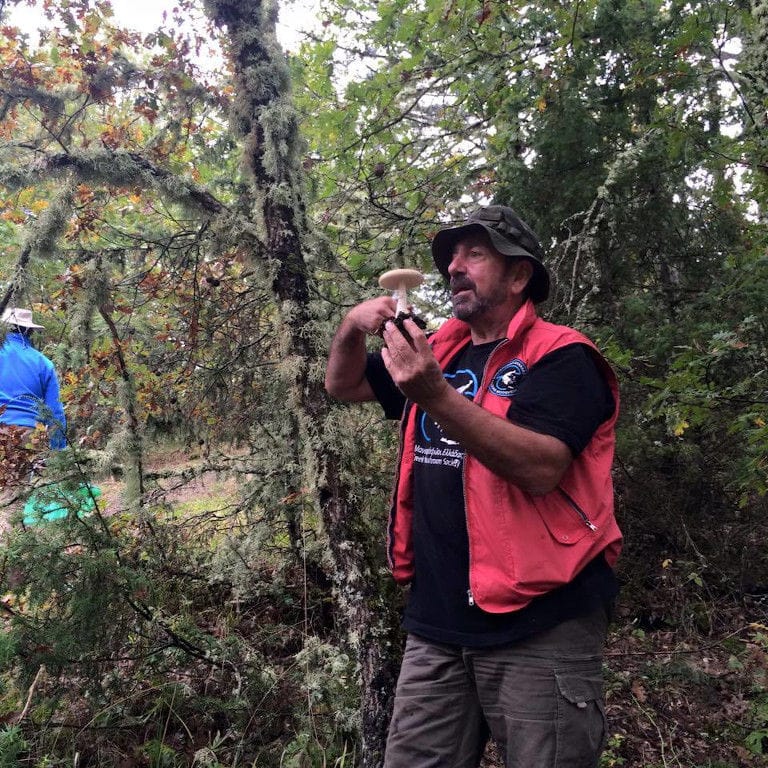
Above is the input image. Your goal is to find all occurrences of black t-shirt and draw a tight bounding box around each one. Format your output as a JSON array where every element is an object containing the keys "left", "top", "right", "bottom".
[{"left": 365, "top": 340, "right": 618, "bottom": 648}]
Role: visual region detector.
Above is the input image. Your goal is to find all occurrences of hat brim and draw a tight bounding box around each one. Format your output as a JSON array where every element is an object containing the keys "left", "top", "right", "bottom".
[
  {"left": 431, "top": 223, "right": 550, "bottom": 303},
  {"left": 1, "top": 316, "right": 44, "bottom": 329}
]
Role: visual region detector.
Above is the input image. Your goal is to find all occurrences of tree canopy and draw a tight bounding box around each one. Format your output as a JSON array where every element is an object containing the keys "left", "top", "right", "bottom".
[{"left": 0, "top": 0, "right": 766, "bottom": 765}]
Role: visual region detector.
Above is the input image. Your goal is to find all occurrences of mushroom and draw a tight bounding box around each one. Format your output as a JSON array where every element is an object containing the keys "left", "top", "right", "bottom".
[{"left": 378, "top": 268, "right": 424, "bottom": 317}]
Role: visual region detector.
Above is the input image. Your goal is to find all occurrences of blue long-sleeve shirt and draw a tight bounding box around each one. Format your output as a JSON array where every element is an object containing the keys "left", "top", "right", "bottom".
[{"left": 0, "top": 332, "right": 66, "bottom": 449}]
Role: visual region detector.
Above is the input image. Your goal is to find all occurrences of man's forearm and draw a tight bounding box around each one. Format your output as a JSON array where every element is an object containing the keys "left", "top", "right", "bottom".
[
  {"left": 325, "top": 297, "right": 397, "bottom": 402},
  {"left": 325, "top": 316, "right": 370, "bottom": 400},
  {"left": 420, "top": 384, "right": 572, "bottom": 494}
]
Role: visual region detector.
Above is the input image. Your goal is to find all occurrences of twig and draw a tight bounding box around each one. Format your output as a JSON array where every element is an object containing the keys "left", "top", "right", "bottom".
[
  {"left": 17, "top": 664, "right": 44, "bottom": 722},
  {"left": 605, "top": 624, "right": 754, "bottom": 658}
]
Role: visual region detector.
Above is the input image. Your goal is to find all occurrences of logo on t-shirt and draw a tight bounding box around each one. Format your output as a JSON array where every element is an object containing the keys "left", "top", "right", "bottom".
[
  {"left": 489, "top": 359, "right": 528, "bottom": 397},
  {"left": 418, "top": 368, "right": 479, "bottom": 447},
  {"left": 415, "top": 342, "right": 500, "bottom": 471}
]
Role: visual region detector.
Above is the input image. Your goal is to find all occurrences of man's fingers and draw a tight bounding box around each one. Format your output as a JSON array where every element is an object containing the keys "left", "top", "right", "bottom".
[
  {"left": 401, "top": 318, "right": 428, "bottom": 350},
  {"left": 383, "top": 318, "right": 424, "bottom": 351},
  {"left": 382, "top": 320, "right": 408, "bottom": 348}
]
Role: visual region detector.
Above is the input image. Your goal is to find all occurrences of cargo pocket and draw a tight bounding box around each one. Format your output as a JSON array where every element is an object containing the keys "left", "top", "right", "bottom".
[{"left": 554, "top": 663, "right": 607, "bottom": 768}]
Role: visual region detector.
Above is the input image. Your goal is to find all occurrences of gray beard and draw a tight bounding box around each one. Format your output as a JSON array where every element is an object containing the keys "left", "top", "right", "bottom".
[{"left": 451, "top": 291, "right": 504, "bottom": 322}]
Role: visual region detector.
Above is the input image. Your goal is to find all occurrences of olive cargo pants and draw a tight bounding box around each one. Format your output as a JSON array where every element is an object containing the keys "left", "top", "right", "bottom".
[{"left": 384, "top": 608, "right": 609, "bottom": 768}]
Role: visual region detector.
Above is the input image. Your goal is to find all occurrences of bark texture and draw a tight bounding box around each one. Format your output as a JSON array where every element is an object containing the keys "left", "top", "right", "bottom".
[{"left": 204, "top": 1, "right": 401, "bottom": 763}]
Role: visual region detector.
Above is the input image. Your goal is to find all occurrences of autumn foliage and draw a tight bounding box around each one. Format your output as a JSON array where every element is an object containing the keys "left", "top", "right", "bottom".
[{"left": 0, "top": 0, "right": 765, "bottom": 765}]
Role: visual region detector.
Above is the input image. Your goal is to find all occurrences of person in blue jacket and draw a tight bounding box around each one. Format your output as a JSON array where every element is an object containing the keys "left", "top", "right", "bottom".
[{"left": 0, "top": 307, "right": 66, "bottom": 449}]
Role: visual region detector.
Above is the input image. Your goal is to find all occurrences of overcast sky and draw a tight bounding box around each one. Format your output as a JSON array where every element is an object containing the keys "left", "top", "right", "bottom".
[{"left": 7, "top": 0, "right": 313, "bottom": 51}]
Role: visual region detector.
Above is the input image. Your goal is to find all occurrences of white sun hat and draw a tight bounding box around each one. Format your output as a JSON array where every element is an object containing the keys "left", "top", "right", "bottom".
[{"left": 1, "top": 307, "right": 45, "bottom": 329}]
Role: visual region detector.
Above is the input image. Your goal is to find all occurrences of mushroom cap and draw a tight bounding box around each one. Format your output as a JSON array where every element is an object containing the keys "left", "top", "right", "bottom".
[{"left": 378, "top": 268, "right": 424, "bottom": 290}]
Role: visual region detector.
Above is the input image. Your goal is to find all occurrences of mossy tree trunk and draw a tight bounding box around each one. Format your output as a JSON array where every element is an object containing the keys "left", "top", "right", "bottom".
[{"left": 204, "top": 0, "right": 401, "bottom": 763}]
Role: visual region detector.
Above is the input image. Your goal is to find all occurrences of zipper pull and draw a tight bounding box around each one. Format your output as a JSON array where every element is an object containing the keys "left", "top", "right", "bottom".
[{"left": 467, "top": 589, "right": 475, "bottom": 607}]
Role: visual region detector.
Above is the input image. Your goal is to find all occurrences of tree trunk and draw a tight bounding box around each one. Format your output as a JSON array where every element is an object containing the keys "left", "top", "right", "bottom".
[{"left": 204, "top": 0, "right": 401, "bottom": 762}]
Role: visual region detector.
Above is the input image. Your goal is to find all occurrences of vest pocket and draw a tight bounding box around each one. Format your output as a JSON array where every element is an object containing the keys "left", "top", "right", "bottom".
[{"left": 531, "top": 489, "right": 596, "bottom": 545}]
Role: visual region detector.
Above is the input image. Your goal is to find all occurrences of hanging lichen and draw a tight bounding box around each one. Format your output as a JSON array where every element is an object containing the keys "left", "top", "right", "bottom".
[
  {"left": 740, "top": 0, "right": 768, "bottom": 149},
  {"left": 203, "top": 2, "right": 403, "bottom": 763}
]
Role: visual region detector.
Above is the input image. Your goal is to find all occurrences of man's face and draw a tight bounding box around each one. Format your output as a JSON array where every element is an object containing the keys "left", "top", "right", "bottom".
[{"left": 447, "top": 232, "right": 528, "bottom": 323}]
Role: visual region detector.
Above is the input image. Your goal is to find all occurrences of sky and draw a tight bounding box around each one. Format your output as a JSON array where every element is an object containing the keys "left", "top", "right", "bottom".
[{"left": 7, "top": 0, "right": 315, "bottom": 51}]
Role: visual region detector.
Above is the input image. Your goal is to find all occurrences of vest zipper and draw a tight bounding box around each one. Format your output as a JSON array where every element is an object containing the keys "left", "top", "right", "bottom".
[
  {"left": 558, "top": 488, "right": 598, "bottom": 531},
  {"left": 465, "top": 338, "right": 512, "bottom": 610},
  {"left": 463, "top": 459, "right": 475, "bottom": 606},
  {"left": 387, "top": 400, "right": 414, "bottom": 570}
]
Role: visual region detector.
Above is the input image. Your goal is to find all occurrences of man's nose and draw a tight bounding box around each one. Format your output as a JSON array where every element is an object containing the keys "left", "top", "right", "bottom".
[{"left": 447, "top": 252, "right": 465, "bottom": 276}]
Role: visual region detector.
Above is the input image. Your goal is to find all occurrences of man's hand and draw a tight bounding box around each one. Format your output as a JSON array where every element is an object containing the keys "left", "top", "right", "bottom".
[
  {"left": 325, "top": 296, "right": 398, "bottom": 402},
  {"left": 346, "top": 296, "right": 398, "bottom": 336},
  {"left": 381, "top": 317, "right": 448, "bottom": 406}
]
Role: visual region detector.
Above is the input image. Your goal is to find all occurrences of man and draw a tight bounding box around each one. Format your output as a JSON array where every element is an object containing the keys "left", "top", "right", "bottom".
[
  {"left": 0, "top": 307, "right": 66, "bottom": 450},
  {"left": 325, "top": 205, "right": 622, "bottom": 768}
]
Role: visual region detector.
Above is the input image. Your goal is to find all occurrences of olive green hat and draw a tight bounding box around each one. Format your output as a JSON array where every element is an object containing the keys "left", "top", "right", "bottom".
[{"left": 431, "top": 205, "right": 550, "bottom": 303}]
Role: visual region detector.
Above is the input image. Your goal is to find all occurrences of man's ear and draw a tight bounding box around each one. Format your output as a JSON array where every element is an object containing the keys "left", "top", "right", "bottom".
[{"left": 510, "top": 259, "right": 534, "bottom": 293}]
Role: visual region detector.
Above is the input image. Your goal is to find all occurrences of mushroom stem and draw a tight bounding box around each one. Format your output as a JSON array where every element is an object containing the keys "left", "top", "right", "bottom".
[{"left": 394, "top": 283, "right": 408, "bottom": 316}]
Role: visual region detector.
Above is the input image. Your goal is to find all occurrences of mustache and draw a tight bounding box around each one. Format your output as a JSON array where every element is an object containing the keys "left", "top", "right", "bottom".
[{"left": 450, "top": 278, "right": 475, "bottom": 294}]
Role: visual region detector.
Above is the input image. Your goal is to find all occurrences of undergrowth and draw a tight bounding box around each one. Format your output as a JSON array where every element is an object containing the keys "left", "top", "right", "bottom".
[{"left": 0, "top": 445, "right": 767, "bottom": 767}]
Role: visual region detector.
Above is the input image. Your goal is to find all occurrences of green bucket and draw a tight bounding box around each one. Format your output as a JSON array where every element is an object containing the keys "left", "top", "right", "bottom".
[{"left": 23, "top": 483, "right": 102, "bottom": 525}]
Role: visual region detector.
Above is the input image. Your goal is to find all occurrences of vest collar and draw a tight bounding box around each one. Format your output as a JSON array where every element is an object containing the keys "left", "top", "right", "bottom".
[{"left": 431, "top": 300, "right": 538, "bottom": 362}]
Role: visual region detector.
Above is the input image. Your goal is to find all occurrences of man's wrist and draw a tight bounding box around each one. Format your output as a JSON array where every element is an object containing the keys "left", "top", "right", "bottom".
[
  {"left": 342, "top": 308, "right": 371, "bottom": 337},
  {"left": 416, "top": 376, "right": 456, "bottom": 416}
]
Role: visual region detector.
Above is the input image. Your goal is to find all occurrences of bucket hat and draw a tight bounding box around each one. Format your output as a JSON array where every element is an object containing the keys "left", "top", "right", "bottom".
[
  {"left": 431, "top": 205, "right": 550, "bottom": 303},
  {"left": 1, "top": 307, "right": 45, "bottom": 329}
]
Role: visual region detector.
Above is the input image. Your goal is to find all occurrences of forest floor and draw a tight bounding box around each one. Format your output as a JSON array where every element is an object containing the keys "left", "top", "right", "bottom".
[
  {"left": 96, "top": 446, "right": 243, "bottom": 512},
  {"left": 5, "top": 445, "right": 767, "bottom": 767},
  {"left": 103, "top": 448, "right": 768, "bottom": 767},
  {"left": 598, "top": 605, "right": 766, "bottom": 767}
]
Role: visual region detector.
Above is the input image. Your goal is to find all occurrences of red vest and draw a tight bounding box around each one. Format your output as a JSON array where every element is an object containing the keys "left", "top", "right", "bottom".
[{"left": 387, "top": 300, "right": 622, "bottom": 613}]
